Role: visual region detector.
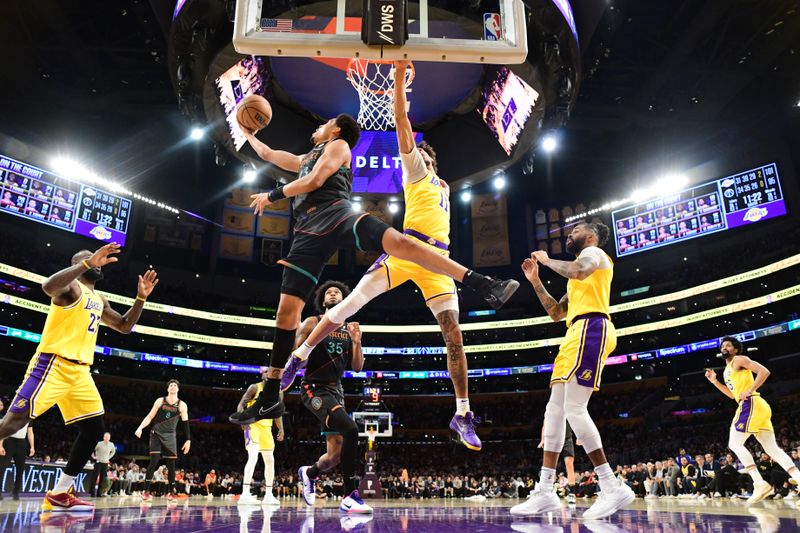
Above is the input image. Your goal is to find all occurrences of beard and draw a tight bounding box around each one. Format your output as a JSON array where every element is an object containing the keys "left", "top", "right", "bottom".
[
  {"left": 324, "top": 300, "right": 340, "bottom": 310},
  {"left": 83, "top": 269, "right": 104, "bottom": 282},
  {"left": 566, "top": 236, "right": 584, "bottom": 255}
]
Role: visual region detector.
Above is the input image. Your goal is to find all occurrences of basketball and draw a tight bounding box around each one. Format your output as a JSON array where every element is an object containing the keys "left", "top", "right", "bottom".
[{"left": 236, "top": 95, "right": 272, "bottom": 133}]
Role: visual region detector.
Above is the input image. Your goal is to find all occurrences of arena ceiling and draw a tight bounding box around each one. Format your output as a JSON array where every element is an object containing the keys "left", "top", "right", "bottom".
[{"left": 0, "top": 0, "right": 797, "bottom": 215}]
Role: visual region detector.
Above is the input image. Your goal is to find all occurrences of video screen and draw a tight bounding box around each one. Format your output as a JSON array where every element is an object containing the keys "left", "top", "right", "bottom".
[
  {"left": 351, "top": 131, "right": 423, "bottom": 194},
  {"left": 478, "top": 66, "right": 540, "bottom": 156},
  {"left": 215, "top": 56, "right": 270, "bottom": 151}
]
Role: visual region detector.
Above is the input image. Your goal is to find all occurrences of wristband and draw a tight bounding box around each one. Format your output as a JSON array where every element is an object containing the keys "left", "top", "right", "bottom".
[
  {"left": 267, "top": 186, "right": 286, "bottom": 203},
  {"left": 136, "top": 296, "right": 147, "bottom": 303},
  {"left": 81, "top": 260, "right": 93, "bottom": 270}
]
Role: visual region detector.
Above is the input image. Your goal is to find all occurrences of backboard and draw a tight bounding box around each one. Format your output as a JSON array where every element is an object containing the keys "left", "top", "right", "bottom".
[
  {"left": 233, "top": 0, "right": 527, "bottom": 64},
  {"left": 353, "top": 411, "right": 393, "bottom": 438}
]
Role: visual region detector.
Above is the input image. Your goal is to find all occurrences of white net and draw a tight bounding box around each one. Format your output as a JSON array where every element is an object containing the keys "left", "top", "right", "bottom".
[{"left": 346, "top": 59, "right": 415, "bottom": 131}]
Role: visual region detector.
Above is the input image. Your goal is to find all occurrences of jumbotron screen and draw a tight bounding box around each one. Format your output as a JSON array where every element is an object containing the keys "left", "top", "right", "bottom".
[
  {"left": 612, "top": 162, "right": 786, "bottom": 257},
  {"left": 0, "top": 154, "right": 132, "bottom": 245}
]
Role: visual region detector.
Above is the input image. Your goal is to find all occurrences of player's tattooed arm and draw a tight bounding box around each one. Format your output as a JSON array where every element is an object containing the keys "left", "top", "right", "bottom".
[
  {"left": 531, "top": 251, "right": 600, "bottom": 281},
  {"left": 522, "top": 257, "right": 568, "bottom": 322},
  {"left": 237, "top": 383, "right": 260, "bottom": 413},
  {"left": 43, "top": 242, "right": 121, "bottom": 304}
]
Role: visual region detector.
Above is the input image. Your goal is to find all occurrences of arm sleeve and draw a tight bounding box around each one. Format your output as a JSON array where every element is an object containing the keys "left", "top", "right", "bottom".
[
  {"left": 400, "top": 148, "right": 428, "bottom": 183},
  {"left": 181, "top": 420, "right": 191, "bottom": 440}
]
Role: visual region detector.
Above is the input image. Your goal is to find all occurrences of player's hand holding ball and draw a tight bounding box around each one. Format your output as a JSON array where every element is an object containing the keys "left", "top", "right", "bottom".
[{"left": 236, "top": 95, "right": 272, "bottom": 134}]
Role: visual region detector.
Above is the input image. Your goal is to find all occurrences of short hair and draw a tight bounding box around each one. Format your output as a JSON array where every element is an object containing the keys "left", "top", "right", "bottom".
[
  {"left": 720, "top": 336, "right": 743, "bottom": 355},
  {"left": 314, "top": 281, "right": 351, "bottom": 314},
  {"left": 580, "top": 222, "right": 610, "bottom": 247},
  {"left": 416, "top": 140, "right": 438, "bottom": 174},
  {"left": 334, "top": 114, "right": 361, "bottom": 149},
  {"left": 167, "top": 379, "right": 180, "bottom": 387}
]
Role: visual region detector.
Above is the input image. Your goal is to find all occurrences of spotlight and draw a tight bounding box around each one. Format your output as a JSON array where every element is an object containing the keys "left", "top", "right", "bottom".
[
  {"left": 388, "top": 202, "right": 399, "bottom": 214},
  {"left": 352, "top": 201, "right": 363, "bottom": 212},
  {"left": 460, "top": 189, "right": 472, "bottom": 203},
  {"left": 541, "top": 132, "right": 558, "bottom": 153},
  {"left": 493, "top": 175, "right": 506, "bottom": 190},
  {"left": 242, "top": 168, "right": 256, "bottom": 183},
  {"left": 190, "top": 127, "right": 204, "bottom": 140},
  {"left": 656, "top": 174, "right": 688, "bottom": 194}
]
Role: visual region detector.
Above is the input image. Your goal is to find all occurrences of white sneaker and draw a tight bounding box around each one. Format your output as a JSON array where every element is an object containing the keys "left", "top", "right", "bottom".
[
  {"left": 262, "top": 492, "right": 281, "bottom": 507},
  {"left": 785, "top": 492, "right": 797, "bottom": 501},
  {"left": 298, "top": 466, "right": 315, "bottom": 506},
  {"left": 340, "top": 490, "right": 373, "bottom": 514},
  {"left": 713, "top": 492, "right": 722, "bottom": 498},
  {"left": 238, "top": 492, "right": 259, "bottom": 506},
  {"left": 644, "top": 494, "right": 657, "bottom": 500},
  {"left": 510, "top": 489, "right": 561, "bottom": 515},
  {"left": 747, "top": 481, "right": 774, "bottom": 505},
  {"left": 583, "top": 483, "right": 635, "bottom": 520},
  {"left": 566, "top": 493, "right": 576, "bottom": 504}
]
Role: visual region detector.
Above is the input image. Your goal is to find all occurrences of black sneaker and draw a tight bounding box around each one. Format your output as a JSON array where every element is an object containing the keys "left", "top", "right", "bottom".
[
  {"left": 229, "top": 392, "right": 285, "bottom": 425},
  {"left": 483, "top": 278, "right": 520, "bottom": 309}
]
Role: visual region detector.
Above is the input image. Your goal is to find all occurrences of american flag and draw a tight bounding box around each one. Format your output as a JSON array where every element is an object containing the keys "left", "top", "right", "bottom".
[{"left": 260, "top": 18, "right": 293, "bottom": 32}]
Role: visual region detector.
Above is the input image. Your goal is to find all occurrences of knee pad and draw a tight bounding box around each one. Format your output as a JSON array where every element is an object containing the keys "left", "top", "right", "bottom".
[
  {"left": 542, "top": 393, "right": 566, "bottom": 452},
  {"left": 564, "top": 399, "right": 602, "bottom": 453}
]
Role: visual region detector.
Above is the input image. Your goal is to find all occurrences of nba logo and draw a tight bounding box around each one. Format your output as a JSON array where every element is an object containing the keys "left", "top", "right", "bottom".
[{"left": 484, "top": 13, "right": 502, "bottom": 41}]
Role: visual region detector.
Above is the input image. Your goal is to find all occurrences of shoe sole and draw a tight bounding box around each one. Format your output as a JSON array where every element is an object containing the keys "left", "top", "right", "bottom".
[
  {"left": 43, "top": 504, "right": 95, "bottom": 512},
  {"left": 489, "top": 280, "right": 520, "bottom": 310},
  {"left": 450, "top": 429, "right": 482, "bottom": 451},
  {"left": 510, "top": 501, "right": 562, "bottom": 515},
  {"left": 229, "top": 403, "right": 286, "bottom": 425},
  {"left": 340, "top": 508, "right": 373, "bottom": 514},
  {"left": 747, "top": 488, "right": 774, "bottom": 505}
]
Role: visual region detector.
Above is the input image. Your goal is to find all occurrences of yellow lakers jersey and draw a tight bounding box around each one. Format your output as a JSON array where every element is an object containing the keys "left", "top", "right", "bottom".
[
  {"left": 724, "top": 359, "right": 759, "bottom": 401},
  {"left": 36, "top": 280, "right": 104, "bottom": 365},
  {"left": 565, "top": 252, "right": 613, "bottom": 327},
  {"left": 246, "top": 382, "right": 273, "bottom": 429},
  {"left": 403, "top": 172, "right": 451, "bottom": 246}
]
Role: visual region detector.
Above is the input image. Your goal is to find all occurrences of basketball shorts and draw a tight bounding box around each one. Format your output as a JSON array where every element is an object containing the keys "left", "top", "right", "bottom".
[
  {"left": 10, "top": 352, "right": 104, "bottom": 424},
  {"left": 280, "top": 199, "right": 391, "bottom": 301},
  {"left": 244, "top": 421, "right": 275, "bottom": 452},
  {"left": 367, "top": 231, "right": 457, "bottom": 310},
  {"left": 551, "top": 314, "right": 617, "bottom": 391},
  {"left": 732, "top": 395, "right": 773, "bottom": 434},
  {"left": 300, "top": 382, "right": 346, "bottom": 436},
  {"left": 149, "top": 432, "right": 178, "bottom": 458}
]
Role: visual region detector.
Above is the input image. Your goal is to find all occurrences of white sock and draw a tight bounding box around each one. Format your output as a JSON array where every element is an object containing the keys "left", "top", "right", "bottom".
[
  {"left": 747, "top": 467, "right": 764, "bottom": 484},
  {"left": 294, "top": 342, "right": 313, "bottom": 360},
  {"left": 595, "top": 463, "right": 618, "bottom": 493},
  {"left": 456, "top": 398, "right": 470, "bottom": 416},
  {"left": 53, "top": 473, "right": 76, "bottom": 494},
  {"left": 539, "top": 467, "right": 556, "bottom": 489}
]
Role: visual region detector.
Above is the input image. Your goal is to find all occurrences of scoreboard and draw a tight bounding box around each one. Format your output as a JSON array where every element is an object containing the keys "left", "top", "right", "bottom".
[
  {"left": 0, "top": 154, "right": 131, "bottom": 245},
  {"left": 612, "top": 162, "right": 786, "bottom": 257}
]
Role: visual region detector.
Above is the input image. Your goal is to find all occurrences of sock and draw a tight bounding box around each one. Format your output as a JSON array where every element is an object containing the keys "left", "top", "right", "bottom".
[
  {"left": 461, "top": 270, "right": 490, "bottom": 293},
  {"left": 595, "top": 463, "right": 618, "bottom": 493},
  {"left": 569, "top": 483, "right": 578, "bottom": 494},
  {"left": 294, "top": 342, "right": 313, "bottom": 360},
  {"left": 456, "top": 398, "right": 470, "bottom": 416},
  {"left": 747, "top": 467, "right": 764, "bottom": 484},
  {"left": 538, "top": 467, "right": 556, "bottom": 489},
  {"left": 264, "top": 378, "right": 281, "bottom": 402},
  {"left": 307, "top": 463, "right": 321, "bottom": 479},
  {"left": 53, "top": 473, "right": 76, "bottom": 494}
]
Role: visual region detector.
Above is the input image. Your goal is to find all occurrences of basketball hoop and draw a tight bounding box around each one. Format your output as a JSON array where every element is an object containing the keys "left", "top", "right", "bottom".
[{"left": 346, "top": 59, "right": 415, "bottom": 131}]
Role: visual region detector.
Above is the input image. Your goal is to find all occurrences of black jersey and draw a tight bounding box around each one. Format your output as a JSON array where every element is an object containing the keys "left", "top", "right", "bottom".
[
  {"left": 152, "top": 397, "right": 181, "bottom": 436},
  {"left": 293, "top": 141, "right": 352, "bottom": 216},
  {"left": 302, "top": 320, "right": 353, "bottom": 385}
]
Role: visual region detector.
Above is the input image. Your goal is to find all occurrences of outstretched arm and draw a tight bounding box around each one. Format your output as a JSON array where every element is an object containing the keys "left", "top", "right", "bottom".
[
  {"left": 393, "top": 61, "right": 415, "bottom": 155},
  {"left": 522, "top": 258, "right": 568, "bottom": 322},
  {"left": 100, "top": 270, "right": 158, "bottom": 334},
  {"left": 42, "top": 243, "right": 120, "bottom": 302},
  {"left": 347, "top": 322, "right": 364, "bottom": 372},
  {"left": 532, "top": 251, "right": 600, "bottom": 281},
  {"left": 135, "top": 398, "right": 163, "bottom": 437},
  {"left": 242, "top": 130, "right": 302, "bottom": 173}
]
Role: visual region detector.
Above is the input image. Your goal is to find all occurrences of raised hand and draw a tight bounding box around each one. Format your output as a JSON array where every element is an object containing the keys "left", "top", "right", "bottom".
[
  {"left": 704, "top": 368, "right": 716, "bottom": 382},
  {"left": 137, "top": 270, "right": 159, "bottom": 299},
  {"left": 521, "top": 258, "right": 540, "bottom": 282},
  {"left": 250, "top": 193, "right": 272, "bottom": 216},
  {"left": 531, "top": 250, "right": 549, "bottom": 265},
  {"left": 88, "top": 242, "right": 121, "bottom": 268},
  {"left": 347, "top": 322, "right": 362, "bottom": 344}
]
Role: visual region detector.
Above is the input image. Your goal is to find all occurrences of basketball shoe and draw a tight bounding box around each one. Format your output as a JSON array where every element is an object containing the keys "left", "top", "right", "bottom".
[
  {"left": 140, "top": 491, "right": 154, "bottom": 502},
  {"left": 582, "top": 482, "right": 635, "bottom": 520},
  {"left": 229, "top": 390, "right": 285, "bottom": 424},
  {"left": 483, "top": 278, "right": 520, "bottom": 310},
  {"left": 449, "top": 412, "right": 481, "bottom": 451},
  {"left": 41, "top": 487, "right": 95, "bottom": 512},
  {"left": 510, "top": 488, "right": 561, "bottom": 515},
  {"left": 299, "top": 466, "right": 316, "bottom": 506},
  {"left": 747, "top": 480, "right": 774, "bottom": 504},
  {"left": 238, "top": 492, "right": 259, "bottom": 506},
  {"left": 280, "top": 354, "right": 307, "bottom": 392},
  {"left": 263, "top": 491, "right": 281, "bottom": 506},
  {"left": 340, "top": 490, "right": 373, "bottom": 514}
]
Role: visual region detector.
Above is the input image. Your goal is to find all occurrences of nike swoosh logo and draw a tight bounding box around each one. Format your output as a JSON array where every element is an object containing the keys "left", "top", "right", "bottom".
[
  {"left": 342, "top": 503, "right": 352, "bottom": 509},
  {"left": 258, "top": 407, "right": 272, "bottom": 416}
]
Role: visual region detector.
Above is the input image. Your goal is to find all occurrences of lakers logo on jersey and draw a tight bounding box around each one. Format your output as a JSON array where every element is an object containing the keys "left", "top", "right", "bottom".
[
  {"left": 15, "top": 398, "right": 28, "bottom": 409},
  {"left": 737, "top": 423, "right": 745, "bottom": 430},
  {"left": 579, "top": 369, "right": 593, "bottom": 381}
]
